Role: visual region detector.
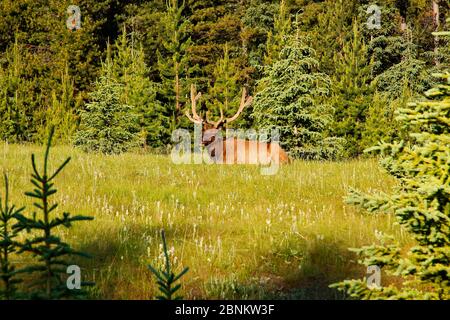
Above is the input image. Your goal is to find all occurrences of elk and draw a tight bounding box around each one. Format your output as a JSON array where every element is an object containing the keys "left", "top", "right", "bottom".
[{"left": 185, "top": 84, "right": 290, "bottom": 165}]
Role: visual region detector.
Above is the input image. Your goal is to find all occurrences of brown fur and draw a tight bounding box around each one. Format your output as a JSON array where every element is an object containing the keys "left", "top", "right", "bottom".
[{"left": 204, "top": 135, "right": 291, "bottom": 165}]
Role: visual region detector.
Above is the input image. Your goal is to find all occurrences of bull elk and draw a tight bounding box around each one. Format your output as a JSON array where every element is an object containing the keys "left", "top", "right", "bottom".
[{"left": 185, "top": 84, "right": 290, "bottom": 165}]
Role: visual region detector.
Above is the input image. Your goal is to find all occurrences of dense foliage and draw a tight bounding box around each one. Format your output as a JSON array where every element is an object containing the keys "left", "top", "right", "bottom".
[
  {"left": 0, "top": 0, "right": 448, "bottom": 301},
  {"left": 0, "top": 0, "right": 447, "bottom": 158}
]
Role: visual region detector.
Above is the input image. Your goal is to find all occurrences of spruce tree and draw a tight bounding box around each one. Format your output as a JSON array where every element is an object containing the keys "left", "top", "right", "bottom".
[
  {"left": 157, "top": 0, "right": 192, "bottom": 131},
  {"left": 207, "top": 43, "right": 241, "bottom": 121},
  {"left": 112, "top": 27, "right": 168, "bottom": 148},
  {"left": 74, "top": 58, "right": 140, "bottom": 155},
  {"left": 14, "top": 127, "right": 94, "bottom": 299},
  {"left": 186, "top": 0, "right": 245, "bottom": 84},
  {"left": 241, "top": 0, "right": 278, "bottom": 76},
  {"left": 252, "top": 34, "right": 342, "bottom": 160},
  {"left": 434, "top": 19, "right": 450, "bottom": 68},
  {"left": 331, "top": 21, "right": 374, "bottom": 157},
  {"left": 373, "top": 28, "right": 434, "bottom": 101},
  {"left": 301, "top": 0, "right": 356, "bottom": 76},
  {"left": 331, "top": 34, "right": 450, "bottom": 298},
  {"left": 0, "top": 174, "right": 25, "bottom": 299},
  {"left": 264, "top": 0, "right": 292, "bottom": 66},
  {"left": 361, "top": 85, "right": 411, "bottom": 150},
  {"left": 0, "top": 39, "right": 34, "bottom": 142},
  {"left": 38, "top": 63, "right": 79, "bottom": 145},
  {"left": 0, "top": 0, "right": 124, "bottom": 143}
]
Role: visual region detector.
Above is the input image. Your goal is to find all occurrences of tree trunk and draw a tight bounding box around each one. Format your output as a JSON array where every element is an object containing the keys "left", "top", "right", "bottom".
[
  {"left": 175, "top": 61, "right": 180, "bottom": 127},
  {"left": 433, "top": 0, "right": 440, "bottom": 65},
  {"left": 400, "top": 17, "right": 407, "bottom": 32}
]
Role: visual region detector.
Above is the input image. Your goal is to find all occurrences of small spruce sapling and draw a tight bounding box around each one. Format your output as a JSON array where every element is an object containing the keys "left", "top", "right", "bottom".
[
  {"left": 0, "top": 174, "right": 25, "bottom": 299},
  {"left": 14, "top": 127, "right": 94, "bottom": 299},
  {"left": 148, "top": 230, "right": 189, "bottom": 300}
]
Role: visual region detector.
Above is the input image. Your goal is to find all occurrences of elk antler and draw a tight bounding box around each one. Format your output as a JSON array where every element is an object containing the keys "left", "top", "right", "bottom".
[
  {"left": 225, "top": 88, "right": 253, "bottom": 124},
  {"left": 206, "top": 107, "right": 224, "bottom": 128},
  {"left": 205, "top": 87, "right": 253, "bottom": 128},
  {"left": 185, "top": 84, "right": 203, "bottom": 124}
]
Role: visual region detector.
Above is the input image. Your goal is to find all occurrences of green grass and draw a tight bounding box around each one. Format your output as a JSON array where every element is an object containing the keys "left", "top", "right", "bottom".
[{"left": 0, "top": 143, "right": 410, "bottom": 299}]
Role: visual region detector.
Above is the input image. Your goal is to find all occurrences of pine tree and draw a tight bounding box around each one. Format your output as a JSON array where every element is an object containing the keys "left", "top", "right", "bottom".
[
  {"left": 186, "top": 0, "right": 245, "bottom": 84},
  {"left": 207, "top": 43, "right": 241, "bottom": 122},
  {"left": 252, "top": 34, "right": 342, "bottom": 160},
  {"left": 0, "top": 39, "right": 34, "bottom": 142},
  {"left": 112, "top": 27, "right": 168, "bottom": 148},
  {"left": 300, "top": 0, "right": 357, "bottom": 76},
  {"left": 121, "top": 0, "right": 167, "bottom": 78},
  {"left": 331, "top": 27, "right": 450, "bottom": 298},
  {"left": 0, "top": 0, "right": 124, "bottom": 127},
  {"left": 264, "top": 0, "right": 291, "bottom": 66},
  {"left": 240, "top": 0, "right": 278, "bottom": 79},
  {"left": 331, "top": 21, "right": 374, "bottom": 157},
  {"left": 38, "top": 63, "right": 79, "bottom": 145},
  {"left": 0, "top": 174, "right": 25, "bottom": 299},
  {"left": 74, "top": 59, "right": 140, "bottom": 154},
  {"left": 361, "top": 85, "right": 411, "bottom": 150},
  {"left": 157, "top": 0, "right": 192, "bottom": 131},
  {"left": 14, "top": 127, "right": 94, "bottom": 299},
  {"left": 373, "top": 28, "right": 435, "bottom": 100}
]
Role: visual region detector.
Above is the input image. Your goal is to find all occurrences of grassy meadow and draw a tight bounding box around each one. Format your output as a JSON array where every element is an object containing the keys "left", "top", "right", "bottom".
[{"left": 0, "top": 142, "right": 411, "bottom": 299}]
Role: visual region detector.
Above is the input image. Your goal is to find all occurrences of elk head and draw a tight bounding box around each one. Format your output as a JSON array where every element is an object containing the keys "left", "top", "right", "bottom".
[{"left": 185, "top": 84, "right": 253, "bottom": 146}]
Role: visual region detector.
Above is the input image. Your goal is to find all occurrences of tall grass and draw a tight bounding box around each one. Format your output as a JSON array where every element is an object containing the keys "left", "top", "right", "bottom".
[{"left": 0, "top": 143, "right": 410, "bottom": 299}]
